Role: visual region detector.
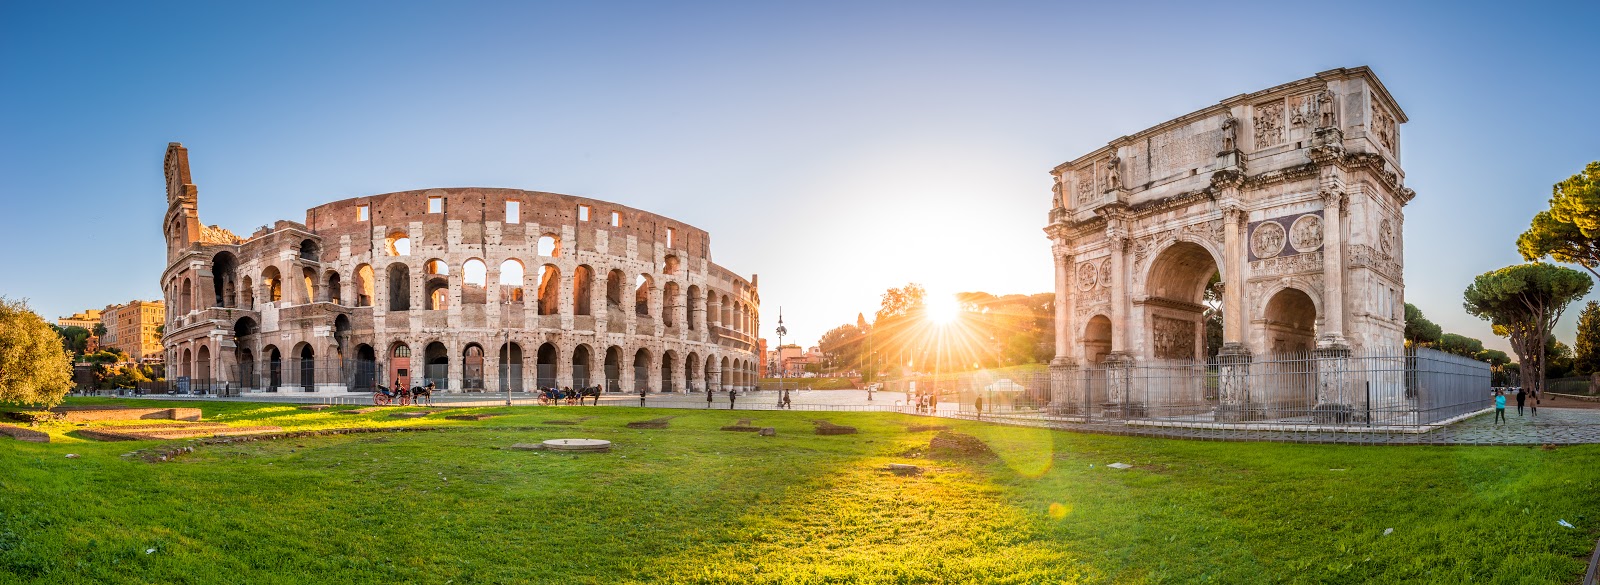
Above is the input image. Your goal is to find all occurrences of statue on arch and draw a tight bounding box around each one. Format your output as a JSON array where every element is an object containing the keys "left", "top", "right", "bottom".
[
  {"left": 1317, "top": 89, "right": 1337, "bottom": 128},
  {"left": 1220, "top": 113, "right": 1237, "bottom": 152},
  {"left": 1106, "top": 153, "right": 1122, "bottom": 191}
]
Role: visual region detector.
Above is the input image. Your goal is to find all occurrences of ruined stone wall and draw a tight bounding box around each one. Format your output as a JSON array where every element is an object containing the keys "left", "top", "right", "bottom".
[{"left": 160, "top": 170, "right": 761, "bottom": 394}]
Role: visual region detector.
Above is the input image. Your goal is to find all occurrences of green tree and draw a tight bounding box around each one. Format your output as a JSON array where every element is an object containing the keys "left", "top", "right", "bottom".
[
  {"left": 1403, "top": 303, "right": 1442, "bottom": 347},
  {"left": 0, "top": 298, "right": 75, "bottom": 406},
  {"left": 51, "top": 324, "right": 91, "bottom": 356},
  {"left": 1436, "top": 333, "right": 1485, "bottom": 358},
  {"left": 1546, "top": 339, "right": 1575, "bottom": 379},
  {"left": 1573, "top": 301, "right": 1600, "bottom": 375},
  {"left": 1475, "top": 348, "right": 1511, "bottom": 368},
  {"left": 1463, "top": 263, "right": 1592, "bottom": 395},
  {"left": 1517, "top": 162, "right": 1600, "bottom": 278},
  {"left": 817, "top": 322, "right": 866, "bottom": 374},
  {"left": 92, "top": 322, "right": 108, "bottom": 338}
]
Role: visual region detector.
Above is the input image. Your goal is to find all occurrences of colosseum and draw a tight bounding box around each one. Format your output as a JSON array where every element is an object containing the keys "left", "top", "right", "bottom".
[{"left": 159, "top": 143, "right": 762, "bottom": 395}]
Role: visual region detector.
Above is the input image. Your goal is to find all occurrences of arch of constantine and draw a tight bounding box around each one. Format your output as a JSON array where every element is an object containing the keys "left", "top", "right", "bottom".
[
  {"left": 159, "top": 143, "right": 762, "bottom": 395},
  {"left": 1045, "top": 67, "right": 1415, "bottom": 422}
]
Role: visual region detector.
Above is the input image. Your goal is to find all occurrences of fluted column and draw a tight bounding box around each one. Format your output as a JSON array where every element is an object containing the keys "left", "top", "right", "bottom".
[
  {"left": 1222, "top": 206, "right": 1247, "bottom": 349},
  {"left": 1052, "top": 245, "right": 1074, "bottom": 362},
  {"left": 1108, "top": 235, "right": 1129, "bottom": 354},
  {"left": 1318, "top": 189, "right": 1347, "bottom": 348}
]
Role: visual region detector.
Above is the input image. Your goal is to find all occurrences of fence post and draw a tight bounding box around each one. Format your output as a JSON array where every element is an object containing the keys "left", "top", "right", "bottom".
[
  {"left": 1105, "top": 352, "right": 1140, "bottom": 418},
  {"left": 1312, "top": 346, "right": 1353, "bottom": 424},
  {"left": 1048, "top": 357, "right": 1078, "bottom": 416}
]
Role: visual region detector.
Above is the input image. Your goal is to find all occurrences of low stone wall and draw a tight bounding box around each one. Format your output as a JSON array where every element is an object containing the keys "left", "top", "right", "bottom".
[{"left": 49, "top": 407, "right": 202, "bottom": 422}]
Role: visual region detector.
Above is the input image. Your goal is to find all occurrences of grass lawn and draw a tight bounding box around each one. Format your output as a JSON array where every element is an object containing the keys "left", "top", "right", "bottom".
[{"left": 1, "top": 398, "right": 1597, "bottom": 584}]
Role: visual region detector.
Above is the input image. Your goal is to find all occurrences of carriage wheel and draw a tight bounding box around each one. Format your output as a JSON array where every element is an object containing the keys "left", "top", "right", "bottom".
[{"left": 374, "top": 392, "right": 391, "bottom": 406}]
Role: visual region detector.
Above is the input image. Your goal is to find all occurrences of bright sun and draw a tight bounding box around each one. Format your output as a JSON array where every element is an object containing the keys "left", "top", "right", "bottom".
[{"left": 926, "top": 294, "right": 961, "bottom": 325}]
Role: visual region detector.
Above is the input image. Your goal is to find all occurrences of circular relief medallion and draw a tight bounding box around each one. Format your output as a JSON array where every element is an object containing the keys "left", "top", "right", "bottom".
[
  {"left": 1288, "top": 214, "right": 1324, "bottom": 253},
  {"left": 1251, "top": 220, "right": 1287, "bottom": 259},
  {"left": 1077, "top": 262, "right": 1097, "bottom": 291},
  {"left": 1378, "top": 219, "right": 1394, "bottom": 257},
  {"left": 1099, "top": 259, "right": 1112, "bottom": 288}
]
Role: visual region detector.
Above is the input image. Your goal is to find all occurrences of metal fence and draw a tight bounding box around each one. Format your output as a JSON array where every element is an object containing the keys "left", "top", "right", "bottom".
[{"left": 1024, "top": 347, "right": 1489, "bottom": 428}]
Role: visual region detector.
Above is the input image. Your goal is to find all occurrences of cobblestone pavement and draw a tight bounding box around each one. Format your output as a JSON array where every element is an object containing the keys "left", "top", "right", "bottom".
[{"left": 112, "top": 390, "right": 1600, "bottom": 445}]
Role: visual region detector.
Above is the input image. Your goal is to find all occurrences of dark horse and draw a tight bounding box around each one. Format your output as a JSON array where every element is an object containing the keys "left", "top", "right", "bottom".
[
  {"left": 578, "top": 385, "right": 602, "bottom": 405},
  {"left": 412, "top": 384, "right": 434, "bottom": 407}
]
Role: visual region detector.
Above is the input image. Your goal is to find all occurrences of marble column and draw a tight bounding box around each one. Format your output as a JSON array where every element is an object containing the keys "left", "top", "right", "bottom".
[
  {"left": 1318, "top": 189, "right": 1347, "bottom": 348},
  {"left": 1222, "top": 206, "right": 1247, "bottom": 349},
  {"left": 1049, "top": 244, "right": 1080, "bottom": 414}
]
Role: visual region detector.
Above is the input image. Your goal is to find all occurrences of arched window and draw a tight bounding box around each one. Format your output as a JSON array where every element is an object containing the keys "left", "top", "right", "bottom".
[
  {"left": 262, "top": 267, "right": 283, "bottom": 303},
  {"left": 387, "top": 263, "right": 411, "bottom": 311},
  {"left": 426, "top": 259, "right": 449, "bottom": 276},
  {"left": 635, "top": 274, "right": 653, "bottom": 316},
  {"left": 499, "top": 259, "right": 525, "bottom": 303},
  {"left": 537, "top": 264, "right": 561, "bottom": 315},
  {"left": 326, "top": 271, "right": 342, "bottom": 305},
  {"left": 573, "top": 265, "right": 593, "bottom": 315},
  {"left": 299, "top": 239, "right": 320, "bottom": 261},
  {"left": 537, "top": 234, "right": 561, "bottom": 257},
  {"left": 355, "top": 265, "right": 374, "bottom": 307},
  {"left": 386, "top": 231, "right": 411, "bottom": 256},
  {"left": 462, "top": 259, "right": 487, "bottom": 304}
]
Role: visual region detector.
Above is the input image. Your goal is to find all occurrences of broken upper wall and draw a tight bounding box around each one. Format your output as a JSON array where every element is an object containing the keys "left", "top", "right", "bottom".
[{"left": 1051, "top": 66, "right": 1406, "bottom": 218}]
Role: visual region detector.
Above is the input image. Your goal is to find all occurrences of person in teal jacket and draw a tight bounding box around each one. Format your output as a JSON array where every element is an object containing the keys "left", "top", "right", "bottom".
[{"left": 1493, "top": 390, "right": 1507, "bottom": 424}]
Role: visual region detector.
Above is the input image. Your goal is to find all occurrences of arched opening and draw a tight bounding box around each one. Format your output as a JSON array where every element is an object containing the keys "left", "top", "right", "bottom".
[
  {"left": 720, "top": 356, "right": 731, "bottom": 390},
  {"left": 212, "top": 252, "right": 238, "bottom": 308},
  {"left": 386, "top": 231, "right": 410, "bottom": 256},
  {"left": 196, "top": 346, "right": 211, "bottom": 390},
  {"left": 295, "top": 343, "right": 316, "bottom": 392},
  {"left": 463, "top": 344, "right": 485, "bottom": 391},
  {"left": 426, "top": 259, "right": 450, "bottom": 276},
  {"left": 537, "top": 265, "right": 561, "bottom": 315},
  {"left": 179, "top": 348, "right": 193, "bottom": 381},
  {"left": 660, "top": 351, "right": 677, "bottom": 393},
  {"left": 426, "top": 277, "right": 449, "bottom": 311},
  {"left": 265, "top": 345, "right": 282, "bottom": 392},
  {"left": 325, "top": 271, "right": 343, "bottom": 305},
  {"left": 572, "top": 345, "right": 593, "bottom": 388},
  {"left": 685, "top": 352, "right": 700, "bottom": 391},
  {"left": 263, "top": 267, "right": 283, "bottom": 304},
  {"left": 536, "top": 343, "right": 559, "bottom": 389},
  {"left": 635, "top": 274, "right": 653, "bottom": 317},
  {"left": 241, "top": 276, "right": 255, "bottom": 309},
  {"left": 705, "top": 354, "right": 719, "bottom": 391},
  {"left": 301, "top": 267, "right": 317, "bottom": 305},
  {"left": 1263, "top": 288, "right": 1318, "bottom": 354},
  {"left": 180, "top": 277, "right": 193, "bottom": 314},
  {"left": 390, "top": 342, "right": 412, "bottom": 391},
  {"left": 537, "top": 234, "right": 561, "bottom": 257},
  {"left": 663, "top": 282, "right": 681, "bottom": 328},
  {"left": 498, "top": 342, "right": 524, "bottom": 393},
  {"left": 299, "top": 239, "right": 320, "bottom": 261},
  {"left": 462, "top": 259, "right": 487, "bottom": 304},
  {"left": 353, "top": 344, "right": 377, "bottom": 392},
  {"left": 606, "top": 269, "right": 626, "bottom": 313},
  {"left": 664, "top": 255, "right": 680, "bottom": 275},
  {"left": 1145, "top": 242, "right": 1221, "bottom": 361},
  {"left": 499, "top": 259, "right": 525, "bottom": 303},
  {"left": 721, "top": 294, "right": 731, "bottom": 326},
  {"left": 633, "top": 348, "right": 652, "bottom": 392},
  {"left": 604, "top": 346, "right": 622, "bottom": 392},
  {"left": 687, "top": 285, "right": 702, "bottom": 331},
  {"left": 355, "top": 264, "right": 375, "bottom": 307},
  {"left": 333, "top": 314, "right": 351, "bottom": 360},
  {"left": 1083, "top": 315, "right": 1113, "bottom": 365},
  {"left": 237, "top": 347, "right": 256, "bottom": 392},
  {"left": 423, "top": 342, "right": 448, "bottom": 390},
  {"left": 387, "top": 263, "right": 411, "bottom": 311},
  {"left": 573, "top": 265, "right": 593, "bottom": 315}
]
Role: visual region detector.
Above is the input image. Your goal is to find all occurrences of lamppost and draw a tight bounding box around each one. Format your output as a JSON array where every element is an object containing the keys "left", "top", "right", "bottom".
[{"left": 775, "top": 308, "right": 787, "bottom": 396}]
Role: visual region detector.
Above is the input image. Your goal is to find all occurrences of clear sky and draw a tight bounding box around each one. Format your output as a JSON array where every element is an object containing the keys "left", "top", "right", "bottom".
[{"left": 2, "top": 1, "right": 1597, "bottom": 353}]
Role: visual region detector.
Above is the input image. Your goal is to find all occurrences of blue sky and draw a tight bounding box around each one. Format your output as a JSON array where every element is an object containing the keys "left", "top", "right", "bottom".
[{"left": 2, "top": 1, "right": 1597, "bottom": 352}]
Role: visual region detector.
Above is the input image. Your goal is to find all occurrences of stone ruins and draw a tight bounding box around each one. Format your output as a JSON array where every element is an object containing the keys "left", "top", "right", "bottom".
[{"left": 160, "top": 143, "right": 761, "bottom": 395}]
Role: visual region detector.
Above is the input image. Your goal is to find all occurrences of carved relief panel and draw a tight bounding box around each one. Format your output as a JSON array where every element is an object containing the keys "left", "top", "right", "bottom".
[
  {"left": 1248, "top": 211, "right": 1323, "bottom": 262},
  {"left": 1152, "top": 315, "right": 1196, "bottom": 360},
  {"left": 1370, "top": 101, "right": 1396, "bottom": 151},
  {"left": 1253, "top": 99, "right": 1285, "bottom": 150}
]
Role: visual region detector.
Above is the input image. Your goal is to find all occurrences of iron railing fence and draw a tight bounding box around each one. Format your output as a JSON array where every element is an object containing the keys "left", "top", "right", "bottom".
[{"left": 1016, "top": 347, "right": 1489, "bottom": 428}]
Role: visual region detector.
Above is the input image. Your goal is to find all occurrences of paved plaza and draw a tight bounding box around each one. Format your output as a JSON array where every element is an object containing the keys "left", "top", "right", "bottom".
[{"left": 111, "top": 389, "right": 1600, "bottom": 446}]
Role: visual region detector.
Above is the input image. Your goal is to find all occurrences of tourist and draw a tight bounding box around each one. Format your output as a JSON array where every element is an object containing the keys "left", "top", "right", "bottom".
[
  {"left": 782, "top": 389, "right": 792, "bottom": 409},
  {"left": 1493, "top": 390, "right": 1507, "bottom": 424},
  {"left": 1516, "top": 387, "right": 1527, "bottom": 416},
  {"left": 974, "top": 395, "right": 984, "bottom": 419},
  {"left": 639, "top": 388, "right": 647, "bottom": 407},
  {"left": 706, "top": 388, "right": 714, "bottom": 409},
  {"left": 1529, "top": 388, "right": 1539, "bottom": 417},
  {"left": 728, "top": 388, "right": 737, "bottom": 410}
]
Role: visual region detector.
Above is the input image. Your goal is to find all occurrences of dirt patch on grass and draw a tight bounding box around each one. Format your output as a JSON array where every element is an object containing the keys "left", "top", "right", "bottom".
[{"left": 926, "top": 431, "right": 996, "bottom": 460}]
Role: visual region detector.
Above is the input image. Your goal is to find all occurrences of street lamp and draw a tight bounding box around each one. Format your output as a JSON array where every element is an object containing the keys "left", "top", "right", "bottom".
[{"left": 775, "top": 308, "right": 787, "bottom": 396}]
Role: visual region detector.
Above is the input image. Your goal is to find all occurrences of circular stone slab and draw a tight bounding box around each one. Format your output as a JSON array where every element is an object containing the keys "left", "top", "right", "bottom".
[{"left": 543, "top": 438, "right": 611, "bottom": 453}]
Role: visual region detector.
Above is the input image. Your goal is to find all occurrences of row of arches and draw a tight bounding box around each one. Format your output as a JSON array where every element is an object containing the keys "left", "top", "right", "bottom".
[{"left": 179, "top": 251, "right": 759, "bottom": 337}]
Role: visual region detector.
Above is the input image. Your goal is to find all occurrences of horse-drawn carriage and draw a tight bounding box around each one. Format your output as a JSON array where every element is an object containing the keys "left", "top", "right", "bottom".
[{"left": 374, "top": 384, "right": 434, "bottom": 406}]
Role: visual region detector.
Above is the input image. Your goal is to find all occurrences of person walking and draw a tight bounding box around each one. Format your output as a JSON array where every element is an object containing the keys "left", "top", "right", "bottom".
[
  {"left": 1493, "top": 390, "right": 1507, "bottom": 425},
  {"left": 1515, "top": 387, "right": 1527, "bottom": 416},
  {"left": 706, "top": 387, "right": 714, "bottom": 409},
  {"left": 1529, "top": 388, "right": 1539, "bottom": 417},
  {"left": 974, "top": 395, "right": 984, "bottom": 419},
  {"left": 728, "top": 388, "right": 737, "bottom": 410},
  {"left": 639, "top": 387, "right": 647, "bottom": 407}
]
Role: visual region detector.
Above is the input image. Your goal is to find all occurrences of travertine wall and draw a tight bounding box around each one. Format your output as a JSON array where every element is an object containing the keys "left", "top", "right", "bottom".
[{"left": 159, "top": 145, "right": 761, "bottom": 394}]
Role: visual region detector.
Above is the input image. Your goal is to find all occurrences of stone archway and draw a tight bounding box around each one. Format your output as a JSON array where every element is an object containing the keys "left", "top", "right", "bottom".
[
  {"left": 1083, "top": 315, "right": 1112, "bottom": 365},
  {"left": 1262, "top": 287, "right": 1318, "bottom": 354},
  {"left": 1142, "top": 241, "right": 1220, "bottom": 361}
]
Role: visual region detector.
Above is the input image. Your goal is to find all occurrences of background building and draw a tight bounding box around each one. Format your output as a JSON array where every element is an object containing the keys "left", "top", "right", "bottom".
[
  {"left": 100, "top": 300, "right": 165, "bottom": 362},
  {"left": 57, "top": 309, "right": 102, "bottom": 330}
]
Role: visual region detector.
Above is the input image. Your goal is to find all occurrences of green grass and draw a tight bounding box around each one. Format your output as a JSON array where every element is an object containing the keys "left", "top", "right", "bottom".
[{"left": 1, "top": 398, "right": 1597, "bottom": 584}]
